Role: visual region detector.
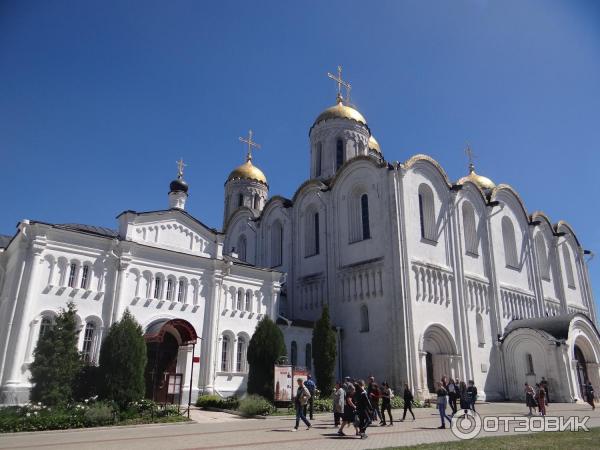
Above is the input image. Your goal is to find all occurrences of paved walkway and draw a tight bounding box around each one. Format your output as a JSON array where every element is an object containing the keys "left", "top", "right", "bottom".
[{"left": 0, "top": 402, "right": 598, "bottom": 450}]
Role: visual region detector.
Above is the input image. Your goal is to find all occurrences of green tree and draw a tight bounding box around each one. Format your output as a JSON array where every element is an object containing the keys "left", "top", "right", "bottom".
[
  {"left": 99, "top": 309, "right": 147, "bottom": 408},
  {"left": 312, "top": 305, "right": 337, "bottom": 397},
  {"left": 247, "top": 316, "right": 286, "bottom": 400},
  {"left": 30, "top": 301, "right": 82, "bottom": 406}
]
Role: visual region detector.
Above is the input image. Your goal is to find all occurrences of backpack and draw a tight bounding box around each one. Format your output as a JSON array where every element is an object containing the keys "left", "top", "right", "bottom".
[{"left": 389, "top": 388, "right": 394, "bottom": 399}]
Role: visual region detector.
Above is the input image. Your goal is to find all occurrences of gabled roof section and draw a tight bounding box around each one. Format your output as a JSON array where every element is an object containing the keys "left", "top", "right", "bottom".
[
  {"left": 0, "top": 234, "right": 12, "bottom": 249},
  {"left": 55, "top": 223, "right": 118, "bottom": 238},
  {"left": 117, "top": 208, "right": 219, "bottom": 235}
]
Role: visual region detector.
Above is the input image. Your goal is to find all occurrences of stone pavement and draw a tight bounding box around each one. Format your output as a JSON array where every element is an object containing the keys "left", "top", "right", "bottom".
[{"left": 0, "top": 402, "right": 598, "bottom": 450}]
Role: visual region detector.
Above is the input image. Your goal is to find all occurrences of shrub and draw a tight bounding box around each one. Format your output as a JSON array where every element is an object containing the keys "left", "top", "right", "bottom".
[
  {"left": 30, "top": 302, "right": 82, "bottom": 406},
  {"left": 195, "top": 395, "right": 239, "bottom": 410},
  {"left": 247, "top": 317, "right": 286, "bottom": 400},
  {"left": 99, "top": 310, "right": 147, "bottom": 408},
  {"left": 237, "top": 395, "right": 275, "bottom": 416},
  {"left": 312, "top": 306, "right": 337, "bottom": 397},
  {"left": 312, "top": 398, "right": 333, "bottom": 412},
  {"left": 73, "top": 365, "right": 101, "bottom": 401},
  {"left": 83, "top": 403, "right": 115, "bottom": 427}
]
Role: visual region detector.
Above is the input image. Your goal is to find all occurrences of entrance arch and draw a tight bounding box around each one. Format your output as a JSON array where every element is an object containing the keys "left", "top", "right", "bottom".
[
  {"left": 420, "top": 324, "right": 459, "bottom": 393},
  {"left": 144, "top": 319, "right": 198, "bottom": 403}
]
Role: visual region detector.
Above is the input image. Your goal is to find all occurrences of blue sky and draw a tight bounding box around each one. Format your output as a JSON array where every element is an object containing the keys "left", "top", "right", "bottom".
[{"left": 1, "top": 0, "right": 599, "bottom": 307}]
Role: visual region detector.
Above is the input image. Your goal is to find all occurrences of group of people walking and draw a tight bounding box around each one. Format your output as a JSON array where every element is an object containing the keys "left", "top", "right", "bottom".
[{"left": 435, "top": 376, "right": 478, "bottom": 429}]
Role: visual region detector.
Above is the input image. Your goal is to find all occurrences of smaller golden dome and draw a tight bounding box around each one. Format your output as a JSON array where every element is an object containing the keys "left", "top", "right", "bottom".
[
  {"left": 368, "top": 135, "right": 382, "bottom": 154},
  {"left": 313, "top": 99, "right": 367, "bottom": 127},
  {"left": 458, "top": 164, "right": 495, "bottom": 191},
  {"left": 227, "top": 158, "right": 268, "bottom": 185}
]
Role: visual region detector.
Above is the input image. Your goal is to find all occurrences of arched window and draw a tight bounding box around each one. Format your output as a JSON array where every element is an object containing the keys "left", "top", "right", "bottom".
[
  {"left": 361, "top": 194, "right": 370, "bottom": 240},
  {"left": 315, "top": 142, "right": 322, "bottom": 177},
  {"left": 501, "top": 216, "right": 518, "bottom": 268},
  {"left": 418, "top": 184, "right": 436, "bottom": 242},
  {"left": 305, "top": 343, "right": 312, "bottom": 370},
  {"left": 253, "top": 194, "right": 259, "bottom": 210},
  {"left": 221, "top": 335, "right": 230, "bottom": 372},
  {"left": 82, "top": 322, "right": 96, "bottom": 364},
  {"left": 177, "top": 279, "right": 186, "bottom": 303},
  {"left": 238, "top": 193, "right": 244, "bottom": 207},
  {"left": 535, "top": 234, "right": 550, "bottom": 281},
  {"left": 462, "top": 202, "right": 478, "bottom": 255},
  {"left": 237, "top": 235, "right": 247, "bottom": 262},
  {"left": 476, "top": 313, "right": 485, "bottom": 347},
  {"left": 563, "top": 245, "right": 576, "bottom": 288},
  {"left": 271, "top": 221, "right": 283, "bottom": 267},
  {"left": 360, "top": 304, "right": 369, "bottom": 332},
  {"left": 526, "top": 353, "right": 535, "bottom": 375},
  {"left": 237, "top": 290, "right": 243, "bottom": 311},
  {"left": 245, "top": 291, "right": 252, "bottom": 312},
  {"left": 236, "top": 337, "right": 246, "bottom": 372},
  {"left": 166, "top": 278, "right": 174, "bottom": 301},
  {"left": 39, "top": 316, "right": 53, "bottom": 340},
  {"left": 80, "top": 265, "right": 90, "bottom": 289},
  {"left": 67, "top": 263, "right": 77, "bottom": 288},
  {"left": 336, "top": 139, "right": 344, "bottom": 169},
  {"left": 153, "top": 276, "right": 162, "bottom": 299},
  {"left": 291, "top": 341, "right": 298, "bottom": 366},
  {"left": 304, "top": 211, "right": 320, "bottom": 257}
]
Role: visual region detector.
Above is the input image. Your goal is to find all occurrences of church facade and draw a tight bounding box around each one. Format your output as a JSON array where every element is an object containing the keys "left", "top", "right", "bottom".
[{"left": 0, "top": 76, "right": 598, "bottom": 405}]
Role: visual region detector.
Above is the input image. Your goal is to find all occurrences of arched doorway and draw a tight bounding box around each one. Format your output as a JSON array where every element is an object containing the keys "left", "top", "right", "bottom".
[
  {"left": 574, "top": 345, "right": 588, "bottom": 399},
  {"left": 144, "top": 319, "right": 198, "bottom": 404},
  {"left": 421, "top": 325, "right": 459, "bottom": 394}
]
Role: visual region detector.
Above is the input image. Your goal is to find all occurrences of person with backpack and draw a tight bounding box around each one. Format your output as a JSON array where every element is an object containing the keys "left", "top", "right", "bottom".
[
  {"left": 380, "top": 381, "right": 393, "bottom": 426},
  {"left": 355, "top": 380, "right": 373, "bottom": 439},
  {"left": 467, "top": 380, "right": 478, "bottom": 412},
  {"left": 436, "top": 381, "right": 452, "bottom": 429},
  {"left": 293, "top": 378, "right": 312, "bottom": 431},
  {"left": 303, "top": 374, "right": 316, "bottom": 420},
  {"left": 400, "top": 383, "right": 415, "bottom": 421}
]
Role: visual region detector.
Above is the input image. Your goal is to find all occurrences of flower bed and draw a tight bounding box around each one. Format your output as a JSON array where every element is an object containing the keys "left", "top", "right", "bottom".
[{"left": 0, "top": 398, "right": 187, "bottom": 433}]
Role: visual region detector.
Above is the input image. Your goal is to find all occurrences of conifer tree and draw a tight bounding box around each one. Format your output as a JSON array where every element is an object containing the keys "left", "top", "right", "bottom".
[
  {"left": 312, "top": 305, "right": 337, "bottom": 397},
  {"left": 99, "top": 309, "right": 147, "bottom": 408},
  {"left": 30, "top": 301, "right": 82, "bottom": 406},
  {"left": 247, "top": 316, "right": 286, "bottom": 400}
]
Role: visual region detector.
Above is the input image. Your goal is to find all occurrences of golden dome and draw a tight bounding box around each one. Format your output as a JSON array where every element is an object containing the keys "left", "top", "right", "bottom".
[
  {"left": 458, "top": 165, "right": 496, "bottom": 191},
  {"left": 368, "top": 135, "right": 382, "bottom": 154},
  {"left": 227, "top": 158, "right": 268, "bottom": 185},
  {"left": 313, "top": 99, "right": 367, "bottom": 127}
]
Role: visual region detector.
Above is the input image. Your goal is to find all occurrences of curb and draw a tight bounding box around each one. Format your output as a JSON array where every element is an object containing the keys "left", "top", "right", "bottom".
[{"left": 201, "top": 407, "right": 267, "bottom": 420}]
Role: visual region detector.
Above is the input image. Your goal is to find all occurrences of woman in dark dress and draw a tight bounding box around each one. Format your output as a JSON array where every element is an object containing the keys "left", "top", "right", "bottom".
[
  {"left": 400, "top": 383, "right": 415, "bottom": 421},
  {"left": 459, "top": 381, "right": 470, "bottom": 416},
  {"left": 338, "top": 384, "right": 358, "bottom": 436}
]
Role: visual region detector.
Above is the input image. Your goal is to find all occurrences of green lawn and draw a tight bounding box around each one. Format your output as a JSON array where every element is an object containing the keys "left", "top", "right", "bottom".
[{"left": 380, "top": 427, "right": 599, "bottom": 450}]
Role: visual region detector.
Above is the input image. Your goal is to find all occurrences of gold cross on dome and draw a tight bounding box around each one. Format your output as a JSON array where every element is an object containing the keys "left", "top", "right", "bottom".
[
  {"left": 176, "top": 158, "right": 186, "bottom": 178},
  {"left": 327, "top": 65, "right": 351, "bottom": 103},
  {"left": 465, "top": 145, "right": 476, "bottom": 171},
  {"left": 239, "top": 129, "right": 261, "bottom": 161}
]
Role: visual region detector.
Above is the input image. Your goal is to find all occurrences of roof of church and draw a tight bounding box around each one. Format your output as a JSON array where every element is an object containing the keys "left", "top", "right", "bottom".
[
  {"left": 0, "top": 234, "right": 12, "bottom": 249},
  {"left": 503, "top": 313, "right": 579, "bottom": 340},
  {"left": 54, "top": 223, "right": 119, "bottom": 238}
]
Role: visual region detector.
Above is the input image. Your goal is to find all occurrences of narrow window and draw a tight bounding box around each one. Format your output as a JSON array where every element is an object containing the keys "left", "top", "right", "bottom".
[
  {"left": 82, "top": 322, "right": 96, "bottom": 364},
  {"left": 166, "top": 278, "right": 174, "bottom": 301},
  {"left": 177, "top": 279, "right": 185, "bottom": 303},
  {"left": 462, "top": 202, "right": 478, "bottom": 255},
  {"left": 501, "top": 216, "right": 518, "bottom": 268},
  {"left": 237, "top": 290, "right": 243, "bottom": 311},
  {"left": 314, "top": 213, "right": 320, "bottom": 255},
  {"left": 291, "top": 341, "right": 298, "bottom": 366},
  {"left": 271, "top": 221, "right": 283, "bottom": 267},
  {"left": 336, "top": 139, "right": 344, "bottom": 169},
  {"left": 316, "top": 143, "right": 322, "bottom": 177},
  {"left": 526, "top": 353, "right": 535, "bottom": 375},
  {"left": 39, "top": 316, "right": 53, "bottom": 340},
  {"left": 245, "top": 291, "right": 252, "bottom": 312},
  {"left": 236, "top": 338, "right": 246, "bottom": 372},
  {"left": 68, "top": 263, "right": 77, "bottom": 288},
  {"left": 418, "top": 184, "right": 436, "bottom": 242},
  {"left": 154, "top": 277, "right": 162, "bottom": 299},
  {"left": 305, "top": 343, "right": 312, "bottom": 370},
  {"left": 80, "top": 265, "right": 90, "bottom": 289},
  {"left": 476, "top": 313, "right": 485, "bottom": 347},
  {"left": 535, "top": 234, "right": 550, "bottom": 281},
  {"left": 253, "top": 194, "right": 259, "bottom": 209},
  {"left": 237, "top": 235, "right": 247, "bottom": 261},
  {"left": 563, "top": 246, "right": 576, "bottom": 288},
  {"left": 361, "top": 193, "right": 370, "bottom": 240},
  {"left": 360, "top": 304, "right": 370, "bottom": 332},
  {"left": 221, "top": 336, "right": 230, "bottom": 372},
  {"left": 238, "top": 194, "right": 244, "bottom": 207}
]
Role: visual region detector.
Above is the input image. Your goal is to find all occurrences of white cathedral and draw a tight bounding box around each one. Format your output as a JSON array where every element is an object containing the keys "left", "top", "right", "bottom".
[{"left": 0, "top": 72, "right": 598, "bottom": 406}]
